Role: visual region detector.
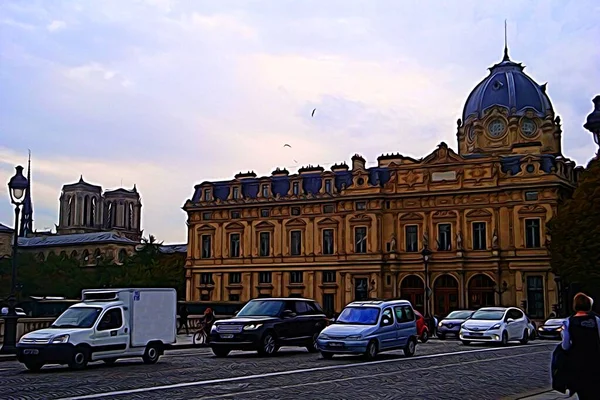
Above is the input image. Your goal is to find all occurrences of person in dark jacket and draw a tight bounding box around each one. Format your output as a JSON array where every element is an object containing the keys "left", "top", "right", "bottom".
[
  {"left": 203, "top": 307, "right": 215, "bottom": 336},
  {"left": 560, "top": 292, "right": 600, "bottom": 400},
  {"left": 179, "top": 305, "right": 189, "bottom": 335}
]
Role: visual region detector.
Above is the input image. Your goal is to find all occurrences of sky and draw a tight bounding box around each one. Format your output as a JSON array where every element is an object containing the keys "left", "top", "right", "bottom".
[{"left": 1, "top": 0, "right": 599, "bottom": 244}]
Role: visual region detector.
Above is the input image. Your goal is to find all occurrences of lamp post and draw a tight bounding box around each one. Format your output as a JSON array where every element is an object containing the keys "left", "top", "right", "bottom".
[
  {"left": 584, "top": 95, "right": 600, "bottom": 151},
  {"left": 420, "top": 245, "right": 433, "bottom": 330},
  {"left": 494, "top": 281, "right": 509, "bottom": 306},
  {"left": 1, "top": 165, "right": 28, "bottom": 354}
]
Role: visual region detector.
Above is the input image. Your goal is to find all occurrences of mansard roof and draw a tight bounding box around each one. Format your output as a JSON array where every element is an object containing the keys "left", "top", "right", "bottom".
[{"left": 18, "top": 232, "right": 137, "bottom": 248}]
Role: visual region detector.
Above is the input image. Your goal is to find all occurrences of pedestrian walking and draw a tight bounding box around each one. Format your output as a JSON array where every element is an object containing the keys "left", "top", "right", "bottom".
[
  {"left": 559, "top": 292, "right": 600, "bottom": 399},
  {"left": 179, "top": 305, "right": 189, "bottom": 335}
]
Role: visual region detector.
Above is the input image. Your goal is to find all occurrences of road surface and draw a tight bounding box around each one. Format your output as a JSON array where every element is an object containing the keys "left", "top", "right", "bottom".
[{"left": 0, "top": 339, "right": 558, "bottom": 400}]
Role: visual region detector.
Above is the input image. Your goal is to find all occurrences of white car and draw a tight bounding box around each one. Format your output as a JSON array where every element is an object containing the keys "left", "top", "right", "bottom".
[{"left": 459, "top": 307, "right": 532, "bottom": 346}]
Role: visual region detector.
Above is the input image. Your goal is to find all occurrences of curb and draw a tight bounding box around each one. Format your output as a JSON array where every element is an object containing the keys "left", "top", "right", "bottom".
[
  {"left": 0, "top": 355, "right": 16, "bottom": 362},
  {"left": 501, "top": 388, "right": 555, "bottom": 400}
]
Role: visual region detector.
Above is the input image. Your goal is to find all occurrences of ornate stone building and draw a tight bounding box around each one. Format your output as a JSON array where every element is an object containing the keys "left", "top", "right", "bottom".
[
  {"left": 0, "top": 223, "right": 13, "bottom": 258},
  {"left": 183, "top": 48, "right": 582, "bottom": 319}
]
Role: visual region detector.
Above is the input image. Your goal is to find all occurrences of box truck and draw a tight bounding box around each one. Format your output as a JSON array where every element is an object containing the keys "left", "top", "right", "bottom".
[{"left": 16, "top": 288, "right": 177, "bottom": 371}]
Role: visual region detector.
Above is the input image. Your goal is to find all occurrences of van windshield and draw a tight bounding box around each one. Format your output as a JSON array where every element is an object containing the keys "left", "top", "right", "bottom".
[
  {"left": 336, "top": 307, "right": 380, "bottom": 325},
  {"left": 50, "top": 307, "right": 102, "bottom": 329}
]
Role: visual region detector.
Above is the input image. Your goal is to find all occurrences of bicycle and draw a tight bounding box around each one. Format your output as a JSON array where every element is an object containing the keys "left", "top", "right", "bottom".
[{"left": 192, "top": 323, "right": 208, "bottom": 345}]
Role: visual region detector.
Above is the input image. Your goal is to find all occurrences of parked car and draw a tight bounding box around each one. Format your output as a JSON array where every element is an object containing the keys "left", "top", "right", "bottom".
[
  {"left": 414, "top": 310, "right": 430, "bottom": 343},
  {"left": 208, "top": 298, "right": 328, "bottom": 357},
  {"left": 316, "top": 299, "right": 418, "bottom": 360},
  {"left": 437, "top": 310, "right": 474, "bottom": 339},
  {"left": 537, "top": 318, "right": 566, "bottom": 340},
  {"left": 459, "top": 307, "right": 532, "bottom": 346}
]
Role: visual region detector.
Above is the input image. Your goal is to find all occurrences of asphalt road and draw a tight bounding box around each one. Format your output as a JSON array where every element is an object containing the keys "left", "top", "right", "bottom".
[{"left": 0, "top": 339, "right": 559, "bottom": 400}]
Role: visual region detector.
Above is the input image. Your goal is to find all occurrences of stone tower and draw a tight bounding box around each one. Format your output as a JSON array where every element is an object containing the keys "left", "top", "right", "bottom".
[
  {"left": 102, "top": 185, "right": 142, "bottom": 241},
  {"left": 57, "top": 176, "right": 104, "bottom": 235}
]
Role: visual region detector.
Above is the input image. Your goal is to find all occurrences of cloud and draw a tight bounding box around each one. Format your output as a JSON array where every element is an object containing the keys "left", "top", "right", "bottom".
[
  {"left": 47, "top": 20, "right": 66, "bottom": 32},
  {"left": 0, "top": 0, "right": 599, "bottom": 243}
]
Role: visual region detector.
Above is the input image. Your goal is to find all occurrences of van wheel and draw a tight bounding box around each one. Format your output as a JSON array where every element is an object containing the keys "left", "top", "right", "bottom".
[
  {"left": 103, "top": 358, "right": 118, "bottom": 365},
  {"left": 212, "top": 347, "right": 230, "bottom": 358},
  {"left": 142, "top": 343, "right": 161, "bottom": 364},
  {"left": 24, "top": 361, "right": 44, "bottom": 372},
  {"left": 69, "top": 347, "right": 89, "bottom": 370},
  {"left": 363, "top": 340, "right": 378, "bottom": 360},
  {"left": 520, "top": 330, "right": 529, "bottom": 345},
  {"left": 404, "top": 338, "right": 417, "bottom": 357}
]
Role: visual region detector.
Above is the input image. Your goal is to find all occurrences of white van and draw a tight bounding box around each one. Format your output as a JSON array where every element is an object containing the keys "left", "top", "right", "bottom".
[{"left": 16, "top": 288, "right": 177, "bottom": 371}]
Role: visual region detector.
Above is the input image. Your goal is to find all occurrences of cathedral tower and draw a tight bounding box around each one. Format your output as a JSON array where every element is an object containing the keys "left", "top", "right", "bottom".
[{"left": 57, "top": 176, "right": 104, "bottom": 234}]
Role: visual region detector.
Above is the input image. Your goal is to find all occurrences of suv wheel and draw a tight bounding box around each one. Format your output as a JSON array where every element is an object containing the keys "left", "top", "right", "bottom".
[
  {"left": 212, "top": 347, "right": 231, "bottom": 357},
  {"left": 24, "top": 361, "right": 44, "bottom": 372},
  {"left": 520, "top": 329, "right": 529, "bottom": 345},
  {"left": 420, "top": 330, "right": 429, "bottom": 343},
  {"left": 257, "top": 332, "right": 277, "bottom": 356},
  {"left": 306, "top": 333, "right": 319, "bottom": 353},
  {"left": 363, "top": 340, "right": 378, "bottom": 360},
  {"left": 403, "top": 338, "right": 417, "bottom": 357}
]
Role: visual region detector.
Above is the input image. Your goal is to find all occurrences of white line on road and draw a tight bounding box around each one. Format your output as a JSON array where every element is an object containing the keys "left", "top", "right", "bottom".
[
  {"left": 55, "top": 342, "right": 552, "bottom": 400},
  {"left": 195, "top": 350, "right": 551, "bottom": 399}
]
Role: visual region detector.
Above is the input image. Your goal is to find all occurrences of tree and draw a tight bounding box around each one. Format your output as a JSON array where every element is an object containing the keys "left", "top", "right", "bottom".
[{"left": 547, "top": 157, "right": 600, "bottom": 299}]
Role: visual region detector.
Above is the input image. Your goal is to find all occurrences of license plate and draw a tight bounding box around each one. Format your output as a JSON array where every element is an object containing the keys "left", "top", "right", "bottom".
[
  {"left": 328, "top": 342, "right": 344, "bottom": 347},
  {"left": 23, "top": 349, "right": 39, "bottom": 355},
  {"left": 469, "top": 333, "right": 483, "bottom": 336},
  {"left": 220, "top": 334, "right": 234, "bottom": 339}
]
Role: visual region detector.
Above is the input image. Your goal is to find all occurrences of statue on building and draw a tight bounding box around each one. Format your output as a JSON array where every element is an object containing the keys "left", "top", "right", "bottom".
[
  {"left": 423, "top": 230, "right": 430, "bottom": 247},
  {"left": 389, "top": 233, "right": 397, "bottom": 252},
  {"left": 492, "top": 229, "right": 499, "bottom": 249},
  {"left": 456, "top": 231, "right": 463, "bottom": 250}
]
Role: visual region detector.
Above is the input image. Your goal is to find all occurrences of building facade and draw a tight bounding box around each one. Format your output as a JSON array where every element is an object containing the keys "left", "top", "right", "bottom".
[
  {"left": 0, "top": 223, "right": 13, "bottom": 258},
  {"left": 183, "top": 49, "right": 582, "bottom": 319}
]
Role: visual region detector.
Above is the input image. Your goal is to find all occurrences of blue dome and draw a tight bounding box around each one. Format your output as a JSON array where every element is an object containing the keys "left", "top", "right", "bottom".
[{"left": 462, "top": 51, "right": 553, "bottom": 121}]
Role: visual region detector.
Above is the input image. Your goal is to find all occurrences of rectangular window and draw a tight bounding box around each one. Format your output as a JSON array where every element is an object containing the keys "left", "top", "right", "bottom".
[
  {"left": 525, "top": 191, "right": 538, "bottom": 201},
  {"left": 356, "top": 201, "right": 367, "bottom": 210},
  {"left": 472, "top": 222, "right": 487, "bottom": 250},
  {"left": 385, "top": 201, "right": 391, "bottom": 209},
  {"left": 292, "top": 182, "right": 299, "bottom": 195},
  {"left": 203, "top": 189, "right": 211, "bottom": 201},
  {"left": 437, "top": 223, "right": 452, "bottom": 251},
  {"left": 322, "top": 293, "right": 335, "bottom": 317},
  {"left": 232, "top": 187, "right": 240, "bottom": 199},
  {"left": 526, "top": 276, "right": 545, "bottom": 319},
  {"left": 200, "top": 272, "right": 212, "bottom": 285},
  {"left": 202, "top": 212, "right": 212, "bottom": 220},
  {"left": 290, "top": 271, "right": 303, "bottom": 284},
  {"left": 229, "top": 272, "right": 241, "bottom": 284},
  {"left": 322, "top": 229, "right": 334, "bottom": 255},
  {"left": 290, "top": 230, "right": 302, "bottom": 256},
  {"left": 201, "top": 235, "right": 211, "bottom": 258},
  {"left": 259, "top": 272, "right": 272, "bottom": 284},
  {"left": 405, "top": 225, "right": 418, "bottom": 252},
  {"left": 261, "top": 184, "right": 269, "bottom": 198},
  {"left": 323, "top": 205, "right": 335, "bottom": 214},
  {"left": 231, "top": 211, "right": 241, "bottom": 219},
  {"left": 229, "top": 233, "right": 241, "bottom": 258},
  {"left": 200, "top": 294, "right": 210, "bottom": 301},
  {"left": 325, "top": 179, "right": 332, "bottom": 193},
  {"left": 322, "top": 271, "right": 336, "bottom": 283},
  {"left": 291, "top": 207, "right": 301, "bottom": 216},
  {"left": 260, "top": 209, "right": 270, "bottom": 218},
  {"left": 228, "top": 294, "right": 240, "bottom": 302},
  {"left": 259, "top": 232, "right": 270, "bottom": 257},
  {"left": 525, "top": 219, "right": 541, "bottom": 248},
  {"left": 354, "top": 227, "right": 367, "bottom": 253}
]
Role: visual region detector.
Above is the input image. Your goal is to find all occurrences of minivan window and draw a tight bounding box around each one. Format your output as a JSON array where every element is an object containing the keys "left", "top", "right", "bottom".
[
  {"left": 336, "top": 307, "right": 380, "bottom": 325},
  {"left": 51, "top": 307, "right": 102, "bottom": 329},
  {"left": 237, "top": 300, "right": 285, "bottom": 317},
  {"left": 394, "top": 306, "right": 414, "bottom": 322}
]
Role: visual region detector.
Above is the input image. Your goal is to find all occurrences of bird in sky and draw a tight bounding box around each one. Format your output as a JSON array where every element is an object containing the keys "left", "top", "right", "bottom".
[
  {"left": 283, "top": 144, "right": 291, "bottom": 148},
  {"left": 311, "top": 108, "right": 316, "bottom": 117}
]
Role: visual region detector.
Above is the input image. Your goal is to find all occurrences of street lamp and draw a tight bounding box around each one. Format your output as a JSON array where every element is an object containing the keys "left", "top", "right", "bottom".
[
  {"left": 584, "top": 95, "right": 600, "bottom": 148},
  {"left": 420, "top": 245, "right": 433, "bottom": 330},
  {"left": 494, "top": 281, "right": 509, "bottom": 306},
  {"left": 1, "top": 165, "right": 28, "bottom": 354}
]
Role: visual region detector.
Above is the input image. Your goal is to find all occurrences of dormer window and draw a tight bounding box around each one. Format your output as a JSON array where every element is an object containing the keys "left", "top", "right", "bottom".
[
  {"left": 325, "top": 179, "right": 332, "bottom": 194},
  {"left": 292, "top": 182, "right": 299, "bottom": 195},
  {"left": 261, "top": 184, "right": 269, "bottom": 198},
  {"left": 203, "top": 189, "right": 212, "bottom": 201},
  {"left": 232, "top": 187, "right": 240, "bottom": 200}
]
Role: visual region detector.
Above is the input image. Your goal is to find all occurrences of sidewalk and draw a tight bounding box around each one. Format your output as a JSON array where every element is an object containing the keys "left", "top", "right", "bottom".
[
  {"left": 0, "top": 334, "right": 203, "bottom": 362},
  {"left": 504, "top": 389, "right": 571, "bottom": 400}
]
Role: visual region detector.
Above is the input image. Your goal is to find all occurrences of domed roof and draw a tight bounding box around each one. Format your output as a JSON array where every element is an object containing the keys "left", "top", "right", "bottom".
[{"left": 462, "top": 48, "right": 553, "bottom": 121}]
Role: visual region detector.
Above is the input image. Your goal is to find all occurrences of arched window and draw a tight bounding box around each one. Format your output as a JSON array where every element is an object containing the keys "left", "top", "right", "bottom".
[
  {"left": 67, "top": 197, "right": 73, "bottom": 226},
  {"left": 82, "top": 249, "right": 90, "bottom": 263},
  {"left": 83, "top": 195, "right": 89, "bottom": 226},
  {"left": 60, "top": 251, "right": 67, "bottom": 260},
  {"left": 70, "top": 250, "right": 78, "bottom": 259},
  {"left": 91, "top": 197, "right": 97, "bottom": 227},
  {"left": 118, "top": 249, "right": 127, "bottom": 263},
  {"left": 37, "top": 252, "right": 45, "bottom": 262},
  {"left": 112, "top": 202, "right": 117, "bottom": 227},
  {"left": 105, "top": 203, "right": 113, "bottom": 228},
  {"left": 93, "top": 248, "right": 101, "bottom": 264},
  {"left": 128, "top": 203, "right": 134, "bottom": 230}
]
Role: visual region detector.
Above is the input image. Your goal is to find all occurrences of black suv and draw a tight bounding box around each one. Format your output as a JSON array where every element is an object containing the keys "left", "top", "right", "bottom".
[{"left": 208, "top": 297, "right": 328, "bottom": 357}]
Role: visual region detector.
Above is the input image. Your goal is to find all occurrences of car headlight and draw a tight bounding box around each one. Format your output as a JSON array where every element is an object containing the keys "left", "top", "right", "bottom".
[
  {"left": 346, "top": 335, "right": 362, "bottom": 340},
  {"left": 557, "top": 326, "right": 563, "bottom": 331},
  {"left": 243, "top": 324, "right": 263, "bottom": 331},
  {"left": 51, "top": 334, "right": 70, "bottom": 344},
  {"left": 438, "top": 322, "right": 443, "bottom": 327},
  {"left": 538, "top": 326, "right": 544, "bottom": 331},
  {"left": 319, "top": 333, "right": 329, "bottom": 340},
  {"left": 490, "top": 323, "right": 501, "bottom": 330}
]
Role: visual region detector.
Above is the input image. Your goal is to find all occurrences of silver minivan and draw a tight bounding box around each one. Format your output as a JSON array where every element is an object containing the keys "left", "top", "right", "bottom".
[{"left": 316, "top": 299, "right": 418, "bottom": 360}]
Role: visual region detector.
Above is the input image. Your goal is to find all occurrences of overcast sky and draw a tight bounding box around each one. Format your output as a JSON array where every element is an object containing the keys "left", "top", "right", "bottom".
[{"left": 1, "top": 0, "right": 599, "bottom": 243}]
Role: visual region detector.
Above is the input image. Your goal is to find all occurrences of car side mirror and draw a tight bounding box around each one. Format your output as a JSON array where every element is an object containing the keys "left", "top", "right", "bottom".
[
  {"left": 382, "top": 318, "right": 391, "bottom": 325},
  {"left": 507, "top": 318, "right": 515, "bottom": 324},
  {"left": 234, "top": 310, "right": 239, "bottom": 315},
  {"left": 282, "top": 310, "right": 296, "bottom": 318}
]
